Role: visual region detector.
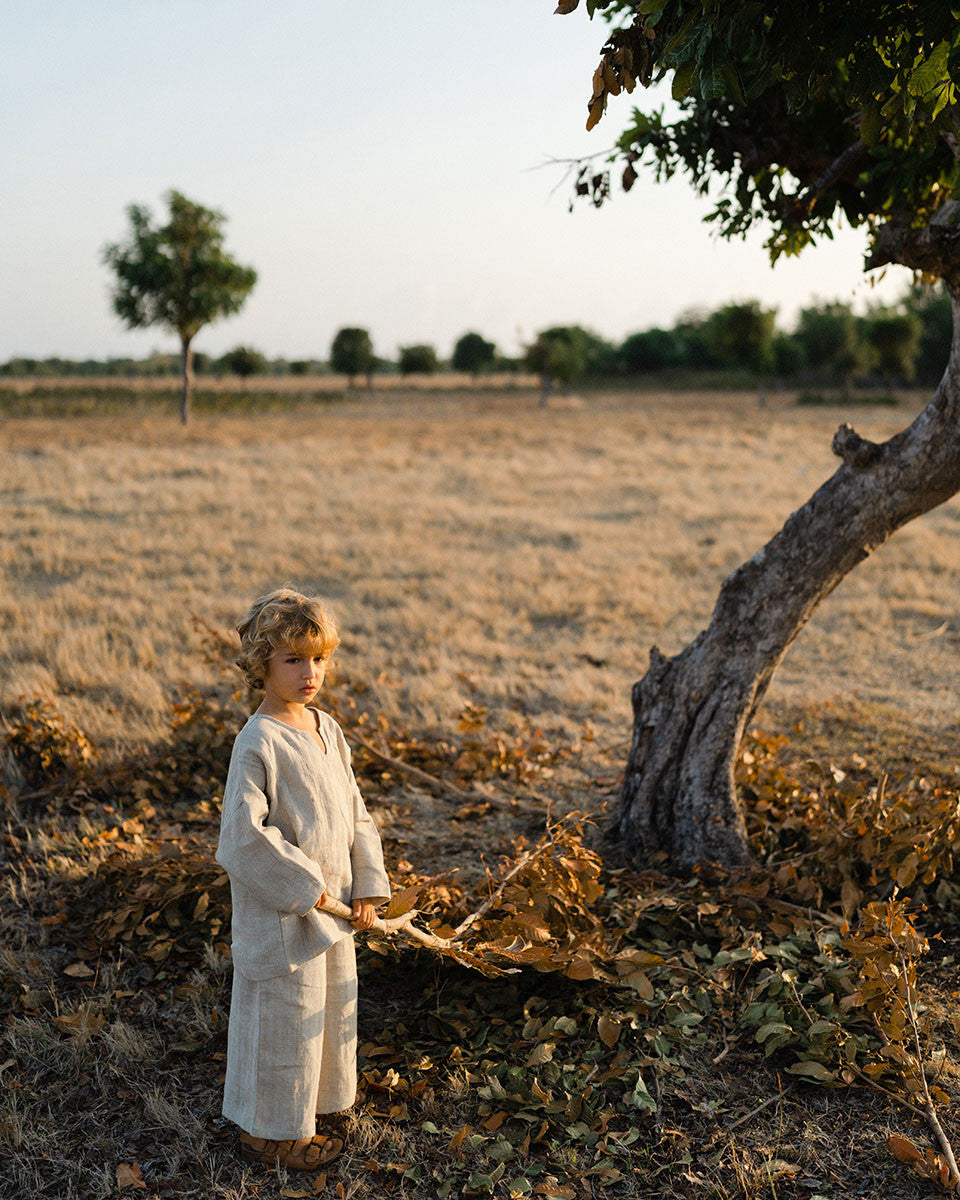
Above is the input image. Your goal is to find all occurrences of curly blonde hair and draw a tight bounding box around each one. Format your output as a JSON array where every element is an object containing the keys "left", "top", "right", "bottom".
[{"left": 236, "top": 587, "right": 340, "bottom": 690}]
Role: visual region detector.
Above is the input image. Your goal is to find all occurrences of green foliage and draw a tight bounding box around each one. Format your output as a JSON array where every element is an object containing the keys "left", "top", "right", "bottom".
[
  {"left": 619, "top": 326, "right": 686, "bottom": 371},
  {"left": 215, "top": 345, "right": 266, "bottom": 379},
  {"left": 102, "top": 191, "right": 256, "bottom": 349},
  {"left": 905, "top": 282, "right": 954, "bottom": 385},
  {"left": 771, "top": 331, "right": 804, "bottom": 378},
  {"left": 563, "top": 2, "right": 960, "bottom": 264},
  {"left": 330, "top": 327, "right": 374, "bottom": 384},
  {"left": 525, "top": 325, "right": 610, "bottom": 385},
  {"left": 863, "top": 309, "right": 923, "bottom": 383},
  {"left": 398, "top": 343, "right": 440, "bottom": 375},
  {"left": 452, "top": 331, "right": 497, "bottom": 375},
  {"left": 702, "top": 301, "right": 776, "bottom": 375},
  {"left": 796, "top": 301, "right": 867, "bottom": 383},
  {"left": 670, "top": 309, "right": 720, "bottom": 369}
]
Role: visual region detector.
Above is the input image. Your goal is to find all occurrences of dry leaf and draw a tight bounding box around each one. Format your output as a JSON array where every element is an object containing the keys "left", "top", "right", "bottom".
[
  {"left": 63, "top": 961, "right": 94, "bottom": 978},
  {"left": 116, "top": 1162, "right": 146, "bottom": 1189},
  {"left": 887, "top": 1133, "right": 924, "bottom": 1165},
  {"left": 598, "top": 1013, "right": 622, "bottom": 1047},
  {"left": 55, "top": 1011, "right": 106, "bottom": 1035}
]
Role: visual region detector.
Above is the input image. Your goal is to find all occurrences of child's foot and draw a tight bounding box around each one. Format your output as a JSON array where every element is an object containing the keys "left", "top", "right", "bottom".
[
  {"left": 313, "top": 1111, "right": 349, "bottom": 1162},
  {"left": 310, "top": 1131, "right": 345, "bottom": 1163},
  {"left": 239, "top": 1133, "right": 325, "bottom": 1171}
]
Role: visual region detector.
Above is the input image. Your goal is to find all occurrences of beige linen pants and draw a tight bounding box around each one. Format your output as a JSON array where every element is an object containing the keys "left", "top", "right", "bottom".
[{"left": 222, "top": 936, "right": 358, "bottom": 1140}]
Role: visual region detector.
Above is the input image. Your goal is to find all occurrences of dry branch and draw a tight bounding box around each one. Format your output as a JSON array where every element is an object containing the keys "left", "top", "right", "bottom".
[
  {"left": 350, "top": 734, "right": 517, "bottom": 808},
  {"left": 898, "top": 945, "right": 960, "bottom": 1187},
  {"left": 317, "top": 894, "right": 452, "bottom": 950}
]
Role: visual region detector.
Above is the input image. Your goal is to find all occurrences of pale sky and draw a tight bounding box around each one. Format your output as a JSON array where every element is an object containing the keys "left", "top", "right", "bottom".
[{"left": 3, "top": 0, "right": 912, "bottom": 362}]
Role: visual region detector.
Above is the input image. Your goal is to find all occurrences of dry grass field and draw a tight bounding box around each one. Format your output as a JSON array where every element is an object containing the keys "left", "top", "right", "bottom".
[
  {"left": 3, "top": 385, "right": 960, "bottom": 1200},
  {"left": 3, "top": 385, "right": 958, "bottom": 759}
]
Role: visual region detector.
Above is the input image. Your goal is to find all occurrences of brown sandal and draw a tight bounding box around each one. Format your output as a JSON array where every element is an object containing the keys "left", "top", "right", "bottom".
[
  {"left": 311, "top": 1131, "right": 345, "bottom": 1162},
  {"left": 239, "top": 1133, "right": 326, "bottom": 1171}
]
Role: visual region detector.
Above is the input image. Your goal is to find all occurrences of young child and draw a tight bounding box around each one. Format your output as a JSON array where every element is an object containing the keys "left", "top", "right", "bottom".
[{"left": 216, "top": 587, "right": 391, "bottom": 1171}]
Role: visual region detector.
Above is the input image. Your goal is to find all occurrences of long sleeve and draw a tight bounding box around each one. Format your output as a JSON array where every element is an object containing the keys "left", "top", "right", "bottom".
[
  {"left": 216, "top": 745, "right": 327, "bottom": 916},
  {"left": 334, "top": 729, "right": 391, "bottom": 904}
]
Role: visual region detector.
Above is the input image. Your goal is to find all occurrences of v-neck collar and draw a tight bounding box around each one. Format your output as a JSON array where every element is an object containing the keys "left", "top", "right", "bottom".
[{"left": 253, "top": 706, "right": 328, "bottom": 754}]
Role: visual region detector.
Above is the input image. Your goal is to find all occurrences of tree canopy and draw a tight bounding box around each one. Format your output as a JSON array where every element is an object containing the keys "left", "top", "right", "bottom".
[
  {"left": 452, "top": 331, "right": 497, "bottom": 375},
  {"left": 330, "top": 327, "right": 374, "bottom": 385},
  {"left": 103, "top": 190, "right": 256, "bottom": 424},
  {"left": 562, "top": 1, "right": 960, "bottom": 274},
  {"left": 217, "top": 345, "right": 266, "bottom": 380},
  {"left": 398, "top": 344, "right": 440, "bottom": 375}
]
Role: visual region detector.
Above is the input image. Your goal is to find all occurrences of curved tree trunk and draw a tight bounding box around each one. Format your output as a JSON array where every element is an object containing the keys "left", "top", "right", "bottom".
[
  {"left": 180, "top": 336, "right": 194, "bottom": 426},
  {"left": 615, "top": 280, "right": 960, "bottom": 871}
]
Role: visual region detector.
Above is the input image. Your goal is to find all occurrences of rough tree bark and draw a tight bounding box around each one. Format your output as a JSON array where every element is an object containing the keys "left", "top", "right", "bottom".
[{"left": 616, "top": 221, "right": 960, "bottom": 871}]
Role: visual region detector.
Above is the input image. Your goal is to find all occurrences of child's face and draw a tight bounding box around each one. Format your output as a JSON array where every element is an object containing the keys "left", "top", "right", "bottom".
[{"left": 263, "top": 646, "right": 328, "bottom": 706}]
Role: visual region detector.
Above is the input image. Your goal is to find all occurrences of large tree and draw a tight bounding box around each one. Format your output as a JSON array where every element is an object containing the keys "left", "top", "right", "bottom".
[
  {"left": 557, "top": 1, "right": 960, "bottom": 869},
  {"left": 103, "top": 191, "right": 256, "bottom": 425}
]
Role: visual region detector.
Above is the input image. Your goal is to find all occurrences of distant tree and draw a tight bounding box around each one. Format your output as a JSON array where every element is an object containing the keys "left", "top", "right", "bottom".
[
  {"left": 702, "top": 302, "right": 777, "bottom": 376},
  {"left": 452, "top": 331, "right": 497, "bottom": 376},
  {"left": 218, "top": 345, "right": 267, "bottom": 384},
  {"left": 288, "top": 360, "right": 311, "bottom": 376},
  {"left": 330, "top": 327, "right": 374, "bottom": 387},
  {"left": 525, "top": 326, "right": 591, "bottom": 405},
  {"left": 862, "top": 308, "right": 922, "bottom": 383},
  {"left": 671, "top": 310, "right": 720, "bottom": 368},
  {"left": 579, "top": 328, "right": 620, "bottom": 376},
  {"left": 902, "top": 283, "right": 953, "bottom": 385},
  {"left": 795, "top": 302, "right": 867, "bottom": 387},
  {"left": 398, "top": 344, "right": 439, "bottom": 375},
  {"left": 103, "top": 190, "right": 256, "bottom": 425},
  {"left": 771, "top": 332, "right": 805, "bottom": 379},
  {"left": 620, "top": 327, "right": 686, "bottom": 372}
]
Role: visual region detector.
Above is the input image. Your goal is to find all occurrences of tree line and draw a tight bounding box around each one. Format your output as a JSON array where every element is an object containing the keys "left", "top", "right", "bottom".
[{"left": 4, "top": 288, "right": 949, "bottom": 390}]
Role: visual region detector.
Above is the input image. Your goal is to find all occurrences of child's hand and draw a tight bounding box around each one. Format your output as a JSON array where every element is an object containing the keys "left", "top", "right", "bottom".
[{"left": 350, "top": 899, "right": 376, "bottom": 930}]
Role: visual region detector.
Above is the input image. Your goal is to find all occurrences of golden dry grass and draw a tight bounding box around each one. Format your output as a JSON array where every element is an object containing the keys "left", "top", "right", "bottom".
[{"left": 3, "top": 386, "right": 958, "bottom": 758}]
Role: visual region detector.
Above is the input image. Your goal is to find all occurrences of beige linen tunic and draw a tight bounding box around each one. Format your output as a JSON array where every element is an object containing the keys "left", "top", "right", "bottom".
[{"left": 216, "top": 706, "right": 391, "bottom": 981}]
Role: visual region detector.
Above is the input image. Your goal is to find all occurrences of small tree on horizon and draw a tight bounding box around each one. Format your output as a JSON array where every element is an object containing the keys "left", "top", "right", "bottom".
[
  {"left": 217, "top": 345, "right": 267, "bottom": 385},
  {"left": 398, "top": 344, "right": 439, "bottom": 375},
  {"left": 103, "top": 190, "right": 256, "bottom": 425},
  {"left": 452, "top": 331, "right": 497, "bottom": 376},
  {"left": 525, "top": 326, "right": 591, "bottom": 406},
  {"left": 330, "top": 327, "right": 374, "bottom": 388}
]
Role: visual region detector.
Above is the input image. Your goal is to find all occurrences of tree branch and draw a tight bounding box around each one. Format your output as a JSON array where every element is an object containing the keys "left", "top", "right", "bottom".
[
  {"left": 897, "top": 945, "right": 960, "bottom": 1187},
  {"left": 317, "top": 894, "right": 452, "bottom": 950},
  {"left": 784, "top": 140, "right": 867, "bottom": 218},
  {"left": 831, "top": 423, "right": 884, "bottom": 468},
  {"left": 866, "top": 199, "right": 960, "bottom": 286},
  {"left": 350, "top": 734, "right": 515, "bottom": 808}
]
